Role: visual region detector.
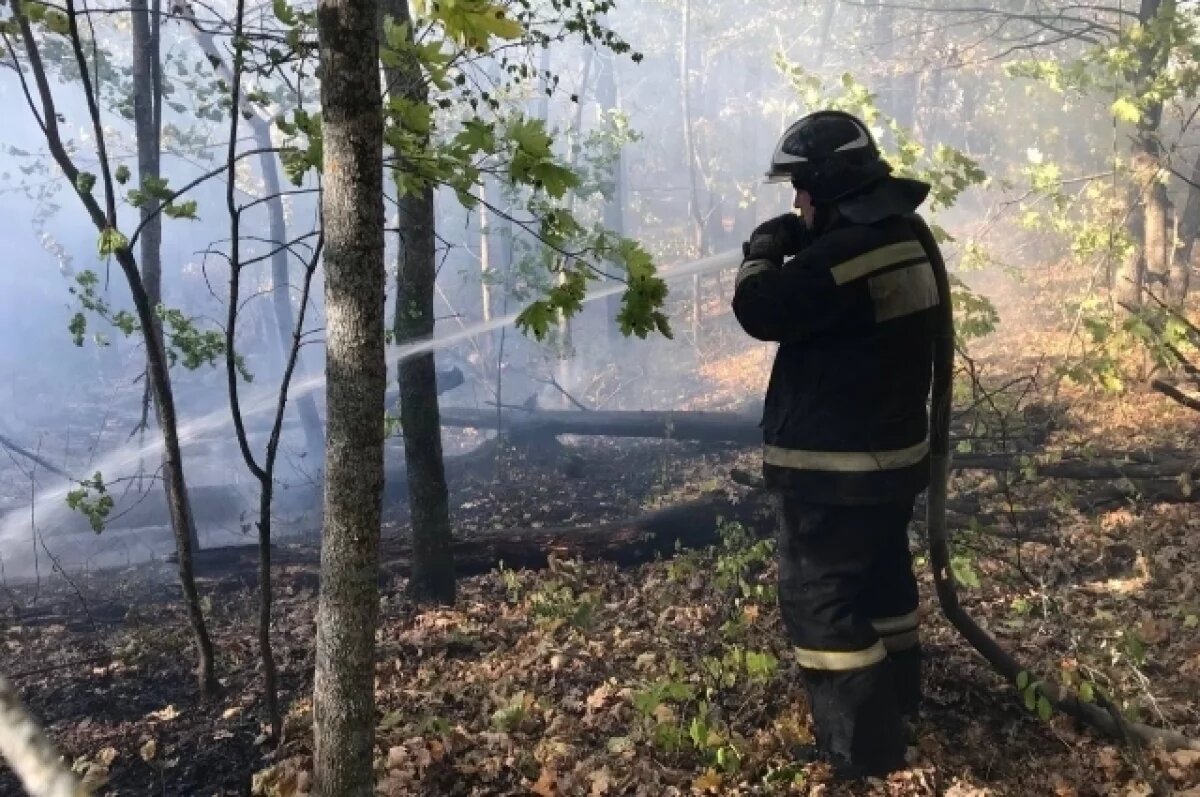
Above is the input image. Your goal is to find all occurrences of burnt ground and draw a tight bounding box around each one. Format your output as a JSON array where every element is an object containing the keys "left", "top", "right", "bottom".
[
  {"left": 2, "top": 280, "right": 1200, "bottom": 796},
  {"left": 0, "top": 416, "right": 1199, "bottom": 796}
]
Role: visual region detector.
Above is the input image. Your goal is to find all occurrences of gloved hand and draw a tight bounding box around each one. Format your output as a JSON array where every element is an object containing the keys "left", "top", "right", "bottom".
[{"left": 741, "top": 213, "right": 810, "bottom": 266}]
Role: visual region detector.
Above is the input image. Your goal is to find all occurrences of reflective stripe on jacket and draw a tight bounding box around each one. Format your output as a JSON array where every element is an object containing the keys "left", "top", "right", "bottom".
[{"left": 731, "top": 213, "right": 939, "bottom": 504}]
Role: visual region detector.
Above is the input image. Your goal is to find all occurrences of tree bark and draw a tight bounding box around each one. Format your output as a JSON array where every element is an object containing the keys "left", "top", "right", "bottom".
[
  {"left": 313, "top": 0, "right": 386, "bottom": 790},
  {"left": 382, "top": 0, "right": 456, "bottom": 606}
]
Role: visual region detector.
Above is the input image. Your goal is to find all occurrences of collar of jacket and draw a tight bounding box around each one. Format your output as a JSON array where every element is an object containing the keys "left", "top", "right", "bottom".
[{"left": 835, "top": 176, "right": 932, "bottom": 225}]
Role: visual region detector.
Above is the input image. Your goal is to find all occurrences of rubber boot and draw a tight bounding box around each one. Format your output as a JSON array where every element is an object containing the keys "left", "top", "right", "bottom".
[
  {"left": 890, "top": 645, "right": 923, "bottom": 719},
  {"left": 802, "top": 661, "right": 908, "bottom": 778}
]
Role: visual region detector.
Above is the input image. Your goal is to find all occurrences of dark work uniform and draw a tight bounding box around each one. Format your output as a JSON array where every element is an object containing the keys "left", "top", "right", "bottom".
[{"left": 732, "top": 212, "right": 938, "bottom": 776}]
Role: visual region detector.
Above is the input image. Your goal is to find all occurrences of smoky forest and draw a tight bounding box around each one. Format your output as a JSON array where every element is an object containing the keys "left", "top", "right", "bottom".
[{"left": 0, "top": 0, "right": 1199, "bottom": 794}]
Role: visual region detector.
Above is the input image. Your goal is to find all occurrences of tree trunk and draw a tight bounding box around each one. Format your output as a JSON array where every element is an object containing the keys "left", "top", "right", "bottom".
[
  {"left": 181, "top": 9, "right": 326, "bottom": 459},
  {"left": 313, "top": 0, "right": 386, "bottom": 789},
  {"left": 382, "top": 0, "right": 456, "bottom": 606},
  {"left": 870, "top": 0, "right": 899, "bottom": 119},
  {"left": 596, "top": 51, "right": 627, "bottom": 344},
  {"left": 132, "top": 0, "right": 203, "bottom": 553},
  {"left": 478, "top": 183, "right": 495, "bottom": 326},
  {"left": 816, "top": 0, "right": 838, "bottom": 68},
  {"left": 13, "top": 0, "right": 216, "bottom": 695},
  {"left": 680, "top": 0, "right": 705, "bottom": 344},
  {"left": 1169, "top": 150, "right": 1200, "bottom": 303},
  {"left": 1119, "top": 0, "right": 1171, "bottom": 307},
  {"left": 259, "top": 132, "right": 326, "bottom": 459}
]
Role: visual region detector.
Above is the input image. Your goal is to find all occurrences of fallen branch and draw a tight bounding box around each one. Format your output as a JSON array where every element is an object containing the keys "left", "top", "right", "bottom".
[
  {"left": 1151, "top": 378, "right": 1200, "bottom": 413},
  {"left": 0, "top": 433, "right": 73, "bottom": 481},
  {"left": 0, "top": 673, "right": 83, "bottom": 797}
]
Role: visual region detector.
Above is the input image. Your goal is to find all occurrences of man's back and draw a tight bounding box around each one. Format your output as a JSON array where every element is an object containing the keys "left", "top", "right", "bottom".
[{"left": 733, "top": 213, "right": 939, "bottom": 505}]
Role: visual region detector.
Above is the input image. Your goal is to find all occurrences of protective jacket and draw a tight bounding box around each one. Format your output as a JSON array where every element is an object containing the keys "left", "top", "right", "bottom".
[{"left": 732, "top": 212, "right": 940, "bottom": 505}]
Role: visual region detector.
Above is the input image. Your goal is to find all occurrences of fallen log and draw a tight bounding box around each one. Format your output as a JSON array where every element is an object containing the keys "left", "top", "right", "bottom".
[
  {"left": 439, "top": 406, "right": 762, "bottom": 445},
  {"left": 954, "top": 452, "right": 1197, "bottom": 480}
]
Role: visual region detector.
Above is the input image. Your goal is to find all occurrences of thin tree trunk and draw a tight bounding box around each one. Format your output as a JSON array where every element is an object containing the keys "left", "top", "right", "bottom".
[
  {"left": 680, "top": 0, "right": 704, "bottom": 344},
  {"left": 13, "top": 0, "right": 216, "bottom": 696},
  {"left": 1170, "top": 149, "right": 1200, "bottom": 303},
  {"left": 869, "top": 0, "right": 897, "bottom": 118},
  {"left": 132, "top": 0, "right": 204, "bottom": 553},
  {"left": 1119, "top": 0, "right": 1171, "bottom": 307},
  {"left": 553, "top": 48, "right": 594, "bottom": 406},
  {"left": 260, "top": 135, "right": 326, "bottom": 459},
  {"left": 313, "top": 0, "right": 387, "bottom": 788},
  {"left": 181, "top": 10, "right": 326, "bottom": 459},
  {"left": 381, "top": 0, "right": 456, "bottom": 606},
  {"left": 596, "top": 50, "right": 627, "bottom": 344},
  {"left": 479, "top": 183, "right": 494, "bottom": 326},
  {"left": 816, "top": 0, "right": 838, "bottom": 67},
  {"left": 221, "top": 0, "right": 286, "bottom": 742}
]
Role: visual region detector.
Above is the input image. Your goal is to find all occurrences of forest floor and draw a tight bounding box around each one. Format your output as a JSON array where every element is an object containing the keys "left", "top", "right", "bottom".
[{"left": 3, "top": 283, "right": 1200, "bottom": 795}]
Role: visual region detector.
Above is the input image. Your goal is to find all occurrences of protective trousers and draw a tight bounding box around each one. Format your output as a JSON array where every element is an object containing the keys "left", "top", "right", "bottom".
[{"left": 777, "top": 494, "right": 922, "bottom": 777}]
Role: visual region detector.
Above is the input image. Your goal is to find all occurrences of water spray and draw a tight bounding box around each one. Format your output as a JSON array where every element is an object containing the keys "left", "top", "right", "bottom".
[{"left": 0, "top": 248, "right": 743, "bottom": 545}]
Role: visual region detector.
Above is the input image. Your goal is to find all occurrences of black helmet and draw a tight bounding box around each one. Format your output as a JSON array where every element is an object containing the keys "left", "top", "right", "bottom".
[{"left": 765, "top": 110, "right": 892, "bottom": 204}]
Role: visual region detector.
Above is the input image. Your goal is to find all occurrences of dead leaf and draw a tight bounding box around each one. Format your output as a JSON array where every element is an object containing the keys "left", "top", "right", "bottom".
[
  {"left": 1138, "top": 617, "right": 1169, "bottom": 645},
  {"left": 531, "top": 766, "right": 558, "bottom": 797},
  {"left": 589, "top": 767, "right": 613, "bottom": 796},
  {"left": 691, "top": 767, "right": 722, "bottom": 793},
  {"left": 139, "top": 739, "right": 157, "bottom": 762},
  {"left": 586, "top": 683, "right": 613, "bottom": 710},
  {"left": 386, "top": 745, "right": 408, "bottom": 769},
  {"left": 79, "top": 764, "right": 109, "bottom": 791},
  {"left": 1097, "top": 746, "right": 1122, "bottom": 779},
  {"left": 1050, "top": 772, "right": 1077, "bottom": 797},
  {"left": 1171, "top": 749, "right": 1200, "bottom": 769},
  {"left": 97, "top": 746, "right": 118, "bottom": 767},
  {"left": 147, "top": 704, "right": 180, "bottom": 722}
]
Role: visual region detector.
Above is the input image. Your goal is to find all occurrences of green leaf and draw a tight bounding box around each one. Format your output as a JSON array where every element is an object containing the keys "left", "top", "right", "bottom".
[
  {"left": 114, "top": 165, "right": 131, "bottom": 185},
  {"left": 163, "top": 200, "right": 199, "bottom": 220},
  {"left": 416, "top": 0, "right": 524, "bottom": 48},
  {"left": 68, "top": 313, "right": 87, "bottom": 346},
  {"left": 97, "top": 227, "right": 128, "bottom": 257},
  {"left": 1036, "top": 695, "right": 1052, "bottom": 721},
  {"left": 1111, "top": 97, "right": 1141, "bottom": 123},
  {"left": 1016, "top": 671, "right": 1030, "bottom": 691},
  {"left": 1079, "top": 681, "right": 1095, "bottom": 703},
  {"left": 43, "top": 9, "right": 70, "bottom": 35},
  {"left": 75, "top": 171, "right": 96, "bottom": 194},
  {"left": 272, "top": 0, "right": 297, "bottom": 25}
]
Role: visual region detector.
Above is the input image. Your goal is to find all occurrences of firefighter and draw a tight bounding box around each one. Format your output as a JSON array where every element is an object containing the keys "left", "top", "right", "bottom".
[{"left": 732, "top": 110, "right": 942, "bottom": 777}]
